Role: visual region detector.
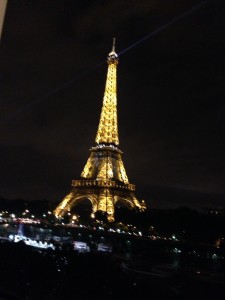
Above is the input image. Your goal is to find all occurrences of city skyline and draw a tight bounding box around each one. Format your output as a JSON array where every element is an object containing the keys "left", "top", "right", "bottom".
[{"left": 0, "top": 0, "right": 224, "bottom": 210}]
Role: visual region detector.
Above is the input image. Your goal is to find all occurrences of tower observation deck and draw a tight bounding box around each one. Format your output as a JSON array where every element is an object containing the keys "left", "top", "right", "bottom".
[{"left": 54, "top": 39, "right": 146, "bottom": 222}]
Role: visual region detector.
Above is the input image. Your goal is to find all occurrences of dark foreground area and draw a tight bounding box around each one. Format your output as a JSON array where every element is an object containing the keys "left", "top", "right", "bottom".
[{"left": 0, "top": 239, "right": 225, "bottom": 300}]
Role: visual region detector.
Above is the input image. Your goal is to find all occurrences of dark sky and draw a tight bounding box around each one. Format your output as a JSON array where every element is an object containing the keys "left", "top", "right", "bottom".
[{"left": 0, "top": 0, "right": 225, "bottom": 210}]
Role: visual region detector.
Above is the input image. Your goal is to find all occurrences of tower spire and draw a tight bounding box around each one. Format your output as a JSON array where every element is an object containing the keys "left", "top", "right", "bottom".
[{"left": 95, "top": 38, "right": 119, "bottom": 145}]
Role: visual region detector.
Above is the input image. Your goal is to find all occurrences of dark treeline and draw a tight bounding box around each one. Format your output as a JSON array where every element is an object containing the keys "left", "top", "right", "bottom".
[
  {"left": 116, "top": 206, "right": 225, "bottom": 244},
  {"left": 0, "top": 197, "right": 56, "bottom": 215}
]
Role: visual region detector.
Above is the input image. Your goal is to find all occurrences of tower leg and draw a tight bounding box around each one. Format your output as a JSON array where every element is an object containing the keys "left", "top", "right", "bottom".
[
  {"left": 53, "top": 192, "right": 74, "bottom": 218},
  {"left": 107, "top": 214, "right": 115, "bottom": 222}
]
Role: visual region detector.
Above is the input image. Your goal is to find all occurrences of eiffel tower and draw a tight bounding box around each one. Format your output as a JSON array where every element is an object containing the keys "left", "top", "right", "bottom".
[{"left": 54, "top": 39, "right": 146, "bottom": 222}]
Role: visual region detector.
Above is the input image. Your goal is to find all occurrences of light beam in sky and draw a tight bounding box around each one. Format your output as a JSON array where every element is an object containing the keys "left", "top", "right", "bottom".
[
  {"left": 118, "top": 0, "right": 212, "bottom": 56},
  {"left": 4, "top": 0, "right": 213, "bottom": 121}
]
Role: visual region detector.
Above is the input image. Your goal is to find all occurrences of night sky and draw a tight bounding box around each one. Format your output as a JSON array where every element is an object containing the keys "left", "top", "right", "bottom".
[{"left": 0, "top": 0, "right": 225, "bottom": 211}]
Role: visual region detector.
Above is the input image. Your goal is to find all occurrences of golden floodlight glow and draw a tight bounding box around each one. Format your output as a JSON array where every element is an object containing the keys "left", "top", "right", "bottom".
[{"left": 54, "top": 39, "right": 146, "bottom": 222}]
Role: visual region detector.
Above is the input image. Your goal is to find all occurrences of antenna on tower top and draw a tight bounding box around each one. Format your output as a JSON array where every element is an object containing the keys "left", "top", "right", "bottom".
[
  {"left": 108, "top": 37, "right": 118, "bottom": 62},
  {"left": 112, "top": 37, "right": 116, "bottom": 52}
]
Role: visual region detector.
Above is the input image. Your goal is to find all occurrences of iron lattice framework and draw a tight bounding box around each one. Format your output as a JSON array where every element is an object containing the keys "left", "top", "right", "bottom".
[{"left": 54, "top": 39, "right": 146, "bottom": 222}]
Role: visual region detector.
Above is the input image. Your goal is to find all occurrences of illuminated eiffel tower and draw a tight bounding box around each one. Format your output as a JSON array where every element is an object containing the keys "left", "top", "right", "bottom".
[{"left": 54, "top": 39, "right": 146, "bottom": 222}]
